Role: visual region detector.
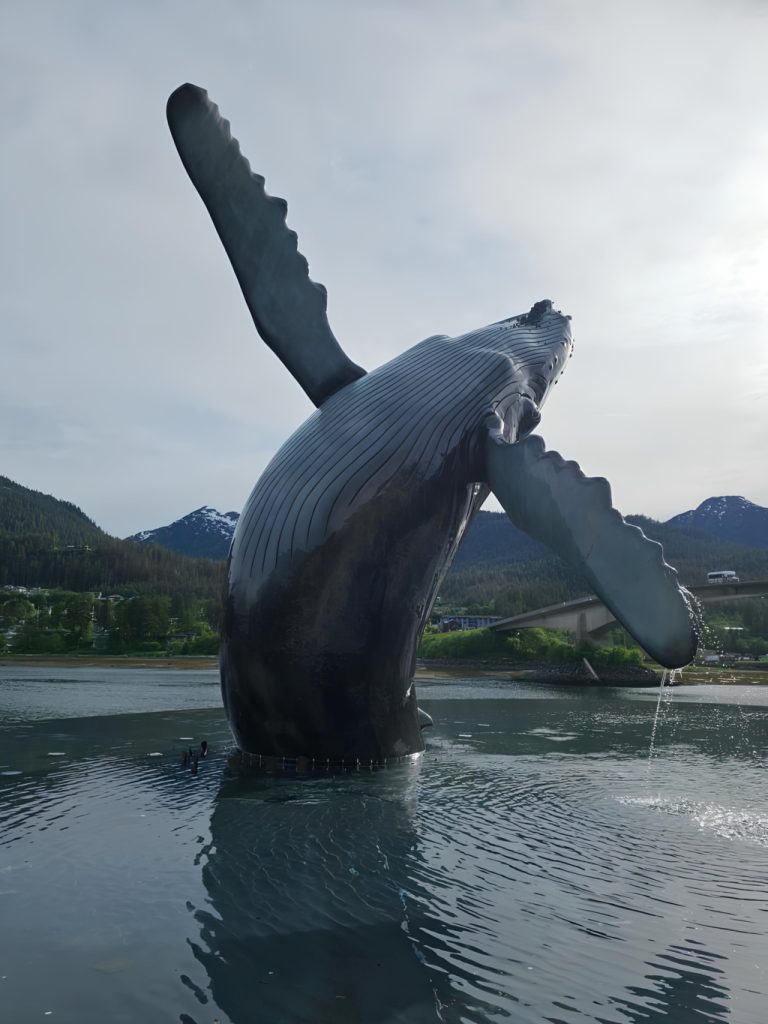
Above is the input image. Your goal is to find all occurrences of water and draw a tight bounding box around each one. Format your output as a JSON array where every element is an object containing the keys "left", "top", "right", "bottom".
[
  {"left": 647, "top": 669, "right": 681, "bottom": 767},
  {"left": 1, "top": 668, "right": 768, "bottom": 1023}
]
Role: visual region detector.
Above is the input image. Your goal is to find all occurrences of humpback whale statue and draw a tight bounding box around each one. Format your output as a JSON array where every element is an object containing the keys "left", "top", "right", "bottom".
[{"left": 167, "top": 84, "right": 697, "bottom": 764}]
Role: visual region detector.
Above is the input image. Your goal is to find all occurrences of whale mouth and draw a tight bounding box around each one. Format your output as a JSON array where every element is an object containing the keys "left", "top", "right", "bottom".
[{"left": 508, "top": 300, "right": 574, "bottom": 409}]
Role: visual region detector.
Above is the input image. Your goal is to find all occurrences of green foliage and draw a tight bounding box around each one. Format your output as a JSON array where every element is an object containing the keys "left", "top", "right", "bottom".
[
  {"left": 418, "top": 626, "right": 575, "bottom": 663},
  {"left": 4, "top": 475, "right": 768, "bottom": 664},
  {"left": 111, "top": 596, "right": 170, "bottom": 647},
  {"left": 508, "top": 627, "right": 574, "bottom": 662},
  {"left": 0, "top": 478, "right": 229, "bottom": 657},
  {"left": 0, "top": 476, "right": 224, "bottom": 603},
  {"left": 441, "top": 512, "right": 768, "bottom": 615},
  {"left": 12, "top": 620, "right": 67, "bottom": 654},
  {"left": 7, "top": 590, "right": 96, "bottom": 652},
  {"left": 419, "top": 627, "right": 510, "bottom": 659},
  {"left": 741, "top": 599, "right": 768, "bottom": 634},
  {"left": 418, "top": 626, "right": 649, "bottom": 666},
  {"left": 440, "top": 558, "right": 587, "bottom": 617},
  {"left": 704, "top": 623, "right": 768, "bottom": 656},
  {"left": 587, "top": 645, "right": 644, "bottom": 666},
  {"left": 187, "top": 634, "right": 219, "bottom": 655},
  {"left": 0, "top": 533, "right": 225, "bottom": 601},
  {"left": 0, "top": 476, "right": 102, "bottom": 546},
  {"left": 0, "top": 595, "right": 36, "bottom": 625},
  {"left": 1, "top": 587, "right": 222, "bottom": 657}
]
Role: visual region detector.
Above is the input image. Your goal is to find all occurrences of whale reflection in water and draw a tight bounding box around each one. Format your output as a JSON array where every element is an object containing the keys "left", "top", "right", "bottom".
[
  {"left": 184, "top": 763, "right": 463, "bottom": 1024},
  {"left": 176, "top": 693, "right": 760, "bottom": 1024}
]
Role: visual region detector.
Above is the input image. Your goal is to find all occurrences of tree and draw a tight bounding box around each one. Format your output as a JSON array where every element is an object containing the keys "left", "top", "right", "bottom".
[{"left": 113, "top": 596, "right": 171, "bottom": 648}]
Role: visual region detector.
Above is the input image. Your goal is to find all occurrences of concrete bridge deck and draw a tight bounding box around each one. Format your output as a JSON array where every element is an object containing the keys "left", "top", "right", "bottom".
[{"left": 489, "top": 580, "right": 768, "bottom": 640}]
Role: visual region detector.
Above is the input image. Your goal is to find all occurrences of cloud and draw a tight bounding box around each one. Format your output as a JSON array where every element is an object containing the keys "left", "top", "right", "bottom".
[{"left": 1, "top": 0, "right": 767, "bottom": 533}]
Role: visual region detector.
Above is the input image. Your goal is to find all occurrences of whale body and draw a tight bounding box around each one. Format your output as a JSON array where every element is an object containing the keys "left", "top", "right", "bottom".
[{"left": 167, "top": 84, "right": 698, "bottom": 763}]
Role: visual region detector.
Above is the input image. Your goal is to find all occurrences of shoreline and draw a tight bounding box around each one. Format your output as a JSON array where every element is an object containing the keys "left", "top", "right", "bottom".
[
  {"left": 1, "top": 654, "right": 766, "bottom": 684},
  {"left": 0, "top": 655, "right": 220, "bottom": 670}
]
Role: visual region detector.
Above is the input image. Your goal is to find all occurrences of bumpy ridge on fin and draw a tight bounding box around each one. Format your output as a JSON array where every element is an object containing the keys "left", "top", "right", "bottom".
[
  {"left": 485, "top": 432, "right": 698, "bottom": 668},
  {"left": 167, "top": 83, "right": 366, "bottom": 407}
]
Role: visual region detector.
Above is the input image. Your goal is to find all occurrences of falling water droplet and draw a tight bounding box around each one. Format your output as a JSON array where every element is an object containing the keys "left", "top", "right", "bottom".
[{"left": 648, "top": 669, "right": 669, "bottom": 768}]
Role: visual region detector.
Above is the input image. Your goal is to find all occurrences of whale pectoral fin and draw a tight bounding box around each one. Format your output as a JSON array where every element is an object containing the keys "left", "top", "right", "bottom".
[
  {"left": 484, "top": 432, "right": 698, "bottom": 668},
  {"left": 167, "top": 84, "right": 366, "bottom": 407}
]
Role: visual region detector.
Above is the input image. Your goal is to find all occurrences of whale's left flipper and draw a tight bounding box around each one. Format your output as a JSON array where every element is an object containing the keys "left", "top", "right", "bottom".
[
  {"left": 485, "top": 432, "right": 697, "bottom": 668},
  {"left": 167, "top": 84, "right": 366, "bottom": 407}
]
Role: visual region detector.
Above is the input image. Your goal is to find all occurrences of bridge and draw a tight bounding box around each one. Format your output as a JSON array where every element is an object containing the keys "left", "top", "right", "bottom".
[{"left": 489, "top": 580, "right": 768, "bottom": 641}]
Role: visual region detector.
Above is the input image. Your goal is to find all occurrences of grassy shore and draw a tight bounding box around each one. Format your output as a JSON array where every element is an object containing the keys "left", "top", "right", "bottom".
[
  {"left": 2, "top": 653, "right": 766, "bottom": 684},
  {"left": 0, "top": 654, "right": 219, "bottom": 670},
  {"left": 0, "top": 655, "right": 516, "bottom": 677}
]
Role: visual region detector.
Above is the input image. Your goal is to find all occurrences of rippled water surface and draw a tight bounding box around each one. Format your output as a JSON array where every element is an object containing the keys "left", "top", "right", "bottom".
[{"left": 1, "top": 668, "right": 767, "bottom": 1023}]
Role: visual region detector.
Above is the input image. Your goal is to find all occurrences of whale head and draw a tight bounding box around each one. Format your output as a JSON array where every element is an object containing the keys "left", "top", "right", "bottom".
[
  {"left": 455, "top": 299, "right": 573, "bottom": 443},
  {"left": 500, "top": 299, "right": 574, "bottom": 407}
]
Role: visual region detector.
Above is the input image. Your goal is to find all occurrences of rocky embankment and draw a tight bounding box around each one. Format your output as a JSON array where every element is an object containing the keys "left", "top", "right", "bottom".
[
  {"left": 516, "top": 661, "right": 662, "bottom": 686},
  {"left": 417, "top": 658, "right": 662, "bottom": 686}
]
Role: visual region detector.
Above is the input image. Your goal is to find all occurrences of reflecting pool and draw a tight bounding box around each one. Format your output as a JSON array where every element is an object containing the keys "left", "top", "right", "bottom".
[{"left": 1, "top": 668, "right": 767, "bottom": 1023}]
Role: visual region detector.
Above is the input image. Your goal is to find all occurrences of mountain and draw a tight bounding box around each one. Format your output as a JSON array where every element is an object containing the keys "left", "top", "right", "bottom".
[
  {"left": 0, "top": 475, "right": 103, "bottom": 546},
  {"left": 125, "top": 496, "right": 768, "bottom": 617},
  {"left": 0, "top": 477, "right": 224, "bottom": 598},
  {"left": 441, "top": 506, "right": 768, "bottom": 616},
  {"left": 666, "top": 496, "right": 768, "bottom": 550},
  {"left": 125, "top": 507, "right": 552, "bottom": 566},
  {"left": 452, "top": 511, "right": 550, "bottom": 567},
  {"left": 127, "top": 497, "right": 768, "bottom": 574},
  {"left": 5, "top": 474, "right": 768, "bottom": 619},
  {"left": 128, "top": 506, "right": 239, "bottom": 560}
]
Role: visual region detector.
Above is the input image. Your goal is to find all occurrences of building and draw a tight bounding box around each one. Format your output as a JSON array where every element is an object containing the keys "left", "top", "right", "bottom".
[{"left": 439, "top": 615, "right": 502, "bottom": 632}]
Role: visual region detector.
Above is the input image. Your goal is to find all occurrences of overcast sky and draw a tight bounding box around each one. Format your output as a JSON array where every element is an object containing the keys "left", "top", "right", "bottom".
[{"left": 2, "top": 0, "right": 767, "bottom": 537}]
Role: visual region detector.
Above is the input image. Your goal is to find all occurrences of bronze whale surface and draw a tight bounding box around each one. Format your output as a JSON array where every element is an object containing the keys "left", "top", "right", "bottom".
[{"left": 167, "top": 84, "right": 697, "bottom": 762}]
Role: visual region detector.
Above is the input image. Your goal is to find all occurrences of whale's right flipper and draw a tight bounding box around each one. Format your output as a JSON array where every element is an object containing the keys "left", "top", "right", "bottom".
[
  {"left": 485, "top": 432, "right": 698, "bottom": 668},
  {"left": 167, "top": 84, "right": 366, "bottom": 407}
]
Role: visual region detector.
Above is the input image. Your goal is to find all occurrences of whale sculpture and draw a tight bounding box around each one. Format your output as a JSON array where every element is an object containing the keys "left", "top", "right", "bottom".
[{"left": 167, "top": 84, "right": 697, "bottom": 764}]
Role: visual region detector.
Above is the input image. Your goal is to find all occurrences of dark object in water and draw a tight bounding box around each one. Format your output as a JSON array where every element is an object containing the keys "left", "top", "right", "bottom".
[{"left": 200, "top": 740, "right": 209, "bottom": 758}]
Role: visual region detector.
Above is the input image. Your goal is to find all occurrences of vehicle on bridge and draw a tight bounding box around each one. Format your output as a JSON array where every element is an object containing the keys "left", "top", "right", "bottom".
[{"left": 707, "top": 570, "right": 740, "bottom": 584}]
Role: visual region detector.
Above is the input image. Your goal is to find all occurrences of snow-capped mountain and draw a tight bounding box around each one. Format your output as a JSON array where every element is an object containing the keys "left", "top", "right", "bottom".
[
  {"left": 127, "top": 506, "right": 239, "bottom": 560},
  {"left": 666, "top": 496, "right": 768, "bottom": 549}
]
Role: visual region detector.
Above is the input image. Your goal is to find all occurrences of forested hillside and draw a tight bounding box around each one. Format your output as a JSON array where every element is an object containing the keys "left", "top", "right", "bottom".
[
  {"left": 0, "top": 534, "right": 225, "bottom": 598},
  {"left": 0, "top": 477, "right": 224, "bottom": 599},
  {"left": 441, "top": 513, "right": 768, "bottom": 615},
  {"left": 4, "top": 474, "right": 768, "bottom": 619},
  {"left": 0, "top": 476, "right": 102, "bottom": 545},
  {"left": 630, "top": 516, "right": 768, "bottom": 583},
  {"left": 3, "top": 475, "right": 768, "bottom": 658},
  {"left": 452, "top": 512, "right": 550, "bottom": 568}
]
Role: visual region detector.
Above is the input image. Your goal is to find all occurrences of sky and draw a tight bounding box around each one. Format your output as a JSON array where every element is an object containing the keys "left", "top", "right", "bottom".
[{"left": 2, "top": 0, "right": 767, "bottom": 537}]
